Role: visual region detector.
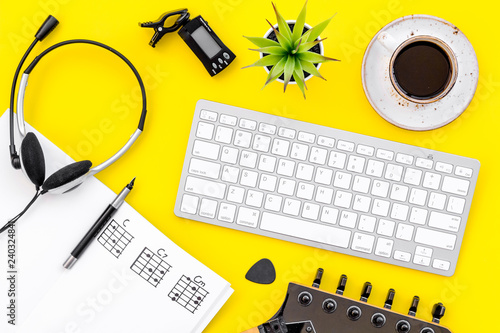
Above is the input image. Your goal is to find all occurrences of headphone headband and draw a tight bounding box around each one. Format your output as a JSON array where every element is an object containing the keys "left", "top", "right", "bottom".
[{"left": 12, "top": 39, "right": 147, "bottom": 176}]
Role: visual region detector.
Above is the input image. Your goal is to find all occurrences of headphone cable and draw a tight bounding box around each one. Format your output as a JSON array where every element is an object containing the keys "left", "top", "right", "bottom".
[{"left": 0, "top": 190, "right": 43, "bottom": 234}]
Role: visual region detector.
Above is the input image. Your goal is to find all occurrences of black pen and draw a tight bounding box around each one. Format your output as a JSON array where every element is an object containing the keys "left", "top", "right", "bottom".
[{"left": 63, "top": 177, "right": 135, "bottom": 269}]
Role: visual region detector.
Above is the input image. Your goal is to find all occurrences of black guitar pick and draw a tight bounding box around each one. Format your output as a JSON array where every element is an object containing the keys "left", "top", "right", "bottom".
[{"left": 245, "top": 258, "right": 276, "bottom": 285}]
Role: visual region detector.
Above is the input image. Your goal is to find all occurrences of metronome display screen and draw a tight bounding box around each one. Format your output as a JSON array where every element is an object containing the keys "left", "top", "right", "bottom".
[{"left": 191, "top": 26, "right": 221, "bottom": 58}]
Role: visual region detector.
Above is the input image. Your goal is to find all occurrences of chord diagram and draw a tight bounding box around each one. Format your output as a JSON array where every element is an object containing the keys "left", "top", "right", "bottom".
[
  {"left": 98, "top": 219, "right": 134, "bottom": 258},
  {"left": 130, "top": 247, "right": 171, "bottom": 287},
  {"left": 168, "top": 276, "right": 209, "bottom": 313}
]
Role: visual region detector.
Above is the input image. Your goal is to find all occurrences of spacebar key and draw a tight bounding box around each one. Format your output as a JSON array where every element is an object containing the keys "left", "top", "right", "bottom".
[{"left": 260, "top": 212, "right": 351, "bottom": 248}]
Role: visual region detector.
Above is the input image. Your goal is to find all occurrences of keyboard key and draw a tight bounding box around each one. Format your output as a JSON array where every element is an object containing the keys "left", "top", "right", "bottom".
[
  {"left": 390, "top": 203, "right": 409, "bottom": 221},
  {"left": 239, "top": 118, "right": 257, "bottom": 130},
  {"left": 259, "top": 174, "right": 277, "bottom": 192},
  {"left": 218, "top": 203, "right": 236, "bottom": 223},
  {"left": 340, "top": 211, "right": 358, "bottom": 228},
  {"left": 395, "top": 223, "right": 414, "bottom": 241},
  {"left": 215, "top": 126, "right": 233, "bottom": 144},
  {"left": 358, "top": 215, "right": 376, "bottom": 233},
  {"left": 455, "top": 166, "right": 473, "bottom": 178},
  {"left": 376, "top": 149, "right": 394, "bottom": 161},
  {"left": 375, "top": 238, "right": 394, "bottom": 257},
  {"left": 258, "top": 122, "right": 276, "bottom": 135},
  {"left": 415, "top": 228, "right": 456, "bottom": 250},
  {"left": 328, "top": 152, "right": 347, "bottom": 169},
  {"left": 385, "top": 164, "right": 404, "bottom": 182},
  {"left": 423, "top": 172, "right": 442, "bottom": 190},
  {"left": 447, "top": 196, "right": 466, "bottom": 214},
  {"left": 290, "top": 142, "right": 309, "bottom": 161},
  {"left": 366, "top": 159, "right": 384, "bottom": 177},
  {"left": 334, "top": 191, "right": 353, "bottom": 209},
  {"left": 428, "top": 192, "right": 446, "bottom": 210},
  {"left": 337, "top": 140, "right": 355, "bottom": 152},
  {"left": 347, "top": 155, "right": 366, "bottom": 173},
  {"left": 372, "top": 199, "right": 390, "bottom": 217},
  {"left": 234, "top": 130, "right": 252, "bottom": 148},
  {"left": 196, "top": 122, "right": 214, "bottom": 140},
  {"left": 371, "top": 180, "right": 390, "bottom": 198},
  {"left": 258, "top": 155, "right": 277, "bottom": 173},
  {"left": 318, "top": 136, "right": 335, "bottom": 148},
  {"left": 353, "top": 195, "right": 371, "bottom": 213},
  {"left": 253, "top": 135, "right": 272, "bottom": 152},
  {"left": 351, "top": 233, "right": 375, "bottom": 254},
  {"left": 315, "top": 167, "right": 333, "bottom": 185},
  {"left": 260, "top": 212, "right": 351, "bottom": 248},
  {"left": 394, "top": 250, "right": 411, "bottom": 262},
  {"left": 357, "top": 145, "right": 374, "bottom": 156},
  {"left": 240, "top": 151, "right": 258, "bottom": 168},
  {"left": 227, "top": 186, "right": 245, "bottom": 203},
  {"left": 409, "top": 188, "right": 428, "bottom": 206},
  {"left": 271, "top": 139, "right": 290, "bottom": 156},
  {"left": 296, "top": 163, "right": 314, "bottom": 181},
  {"left": 181, "top": 194, "right": 199, "bottom": 214},
  {"left": 221, "top": 165, "right": 239, "bottom": 183},
  {"left": 309, "top": 147, "right": 328, "bottom": 165},
  {"left": 298, "top": 131, "right": 315, "bottom": 143},
  {"left": 433, "top": 259, "right": 451, "bottom": 271},
  {"left": 413, "top": 255, "right": 431, "bottom": 266},
  {"left": 277, "top": 159, "right": 295, "bottom": 177},
  {"left": 404, "top": 168, "right": 422, "bottom": 186},
  {"left": 199, "top": 198, "right": 217, "bottom": 219},
  {"left": 396, "top": 153, "right": 414, "bottom": 165},
  {"left": 264, "top": 194, "right": 283, "bottom": 212},
  {"left": 278, "top": 178, "right": 296, "bottom": 196},
  {"left": 219, "top": 114, "right": 237, "bottom": 126},
  {"left": 334, "top": 171, "right": 352, "bottom": 189},
  {"left": 435, "top": 162, "right": 453, "bottom": 173},
  {"left": 377, "top": 219, "right": 395, "bottom": 237},
  {"left": 278, "top": 127, "right": 296, "bottom": 139},
  {"left": 246, "top": 190, "right": 264, "bottom": 207},
  {"left": 415, "top": 246, "right": 433, "bottom": 257},
  {"left": 302, "top": 203, "right": 320, "bottom": 220},
  {"left": 221, "top": 146, "right": 239, "bottom": 164},
  {"left": 240, "top": 170, "right": 259, "bottom": 187},
  {"left": 185, "top": 176, "right": 226, "bottom": 199},
  {"left": 390, "top": 184, "right": 409, "bottom": 202},
  {"left": 315, "top": 186, "right": 334, "bottom": 204},
  {"left": 416, "top": 157, "right": 433, "bottom": 169},
  {"left": 200, "top": 109, "right": 217, "bottom": 121},
  {"left": 189, "top": 158, "right": 221, "bottom": 179},
  {"left": 442, "top": 176, "right": 470, "bottom": 196},
  {"left": 428, "top": 211, "right": 461, "bottom": 232},
  {"left": 193, "top": 140, "right": 220, "bottom": 160},
  {"left": 321, "top": 207, "right": 339, "bottom": 224},
  {"left": 283, "top": 198, "right": 301, "bottom": 216},
  {"left": 297, "top": 182, "right": 315, "bottom": 200},
  {"left": 409, "top": 207, "right": 428, "bottom": 225},
  {"left": 236, "top": 207, "right": 260, "bottom": 228},
  {"left": 353, "top": 176, "right": 371, "bottom": 194}
]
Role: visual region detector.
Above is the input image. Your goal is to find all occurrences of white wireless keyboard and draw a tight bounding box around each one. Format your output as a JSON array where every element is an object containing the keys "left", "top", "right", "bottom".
[{"left": 174, "top": 100, "right": 480, "bottom": 276}]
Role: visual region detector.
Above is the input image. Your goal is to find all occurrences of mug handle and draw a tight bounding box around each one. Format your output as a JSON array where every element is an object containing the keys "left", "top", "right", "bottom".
[{"left": 377, "top": 32, "right": 399, "bottom": 53}]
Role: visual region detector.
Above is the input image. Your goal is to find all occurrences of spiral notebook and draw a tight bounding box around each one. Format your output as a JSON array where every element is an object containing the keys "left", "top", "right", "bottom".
[{"left": 0, "top": 110, "right": 233, "bottom": 332}]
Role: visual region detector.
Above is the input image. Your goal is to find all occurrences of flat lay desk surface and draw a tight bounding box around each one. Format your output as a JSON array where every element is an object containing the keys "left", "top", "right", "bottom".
[{"left": 1, "top": 0, "right": 498, "bottom": 332}]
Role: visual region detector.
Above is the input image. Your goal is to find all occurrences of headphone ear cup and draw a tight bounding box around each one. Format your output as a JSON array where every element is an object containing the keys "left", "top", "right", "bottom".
[
  {"left": 42, "top": 160, "right": 92, "bottom": 192},
  {"left": 20, "top": 132, "right": 46, "bottom": 188}
]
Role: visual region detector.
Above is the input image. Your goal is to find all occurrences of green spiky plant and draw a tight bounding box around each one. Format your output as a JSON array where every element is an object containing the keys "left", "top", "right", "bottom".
[{"left": 243, "top": 1, "right": 338, "bottom": 98}]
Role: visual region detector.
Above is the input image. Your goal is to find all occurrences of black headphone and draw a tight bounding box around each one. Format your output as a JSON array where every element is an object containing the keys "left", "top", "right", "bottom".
[{"left": 8, "top": 15, "right": 147, "bottom": 195}]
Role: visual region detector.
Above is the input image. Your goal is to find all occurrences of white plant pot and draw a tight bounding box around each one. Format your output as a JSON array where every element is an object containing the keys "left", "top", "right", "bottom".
[{"left": 261, "top": 20, "right": 324, "bottom": 84}]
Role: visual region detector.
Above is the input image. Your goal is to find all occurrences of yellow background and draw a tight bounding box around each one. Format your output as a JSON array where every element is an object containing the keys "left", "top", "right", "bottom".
[{"left": 1, "top": 0, "right": 498, "bottom": 332}]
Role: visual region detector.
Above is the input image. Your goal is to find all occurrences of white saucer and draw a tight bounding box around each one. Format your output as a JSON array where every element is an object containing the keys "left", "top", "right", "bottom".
[{"left": 361, "top": 15, "right": 479, "bottom": 131}]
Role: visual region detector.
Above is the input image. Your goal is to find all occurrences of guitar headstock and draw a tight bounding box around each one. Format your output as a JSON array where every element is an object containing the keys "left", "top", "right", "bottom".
[{"left": 242, "top": 268, "right": 451, "bottom": 333}]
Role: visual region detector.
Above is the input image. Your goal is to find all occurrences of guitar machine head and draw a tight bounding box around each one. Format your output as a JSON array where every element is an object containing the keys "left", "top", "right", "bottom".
[{"left": 242, "top": 268, "right": 451, "bottom": 333}]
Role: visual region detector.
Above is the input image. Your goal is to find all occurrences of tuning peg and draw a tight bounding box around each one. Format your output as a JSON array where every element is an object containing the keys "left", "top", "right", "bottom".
[
  {"left": 384, "top": 288, "right": 396, "bottom": 309},
  {"left": 408, "top": 296, "right": 420, "bottom": 317},
  {"left": 336, "top": 274, "right": 347, "bottom": 295},
  {"left": 360, "top": 282, "right": 372, "bottom": 302},
  {"left": 432, "top": 302, "right": 446, "bottom": 324},
  {"left": 312, "top": 268, "right": 324, "bottom": 288}
]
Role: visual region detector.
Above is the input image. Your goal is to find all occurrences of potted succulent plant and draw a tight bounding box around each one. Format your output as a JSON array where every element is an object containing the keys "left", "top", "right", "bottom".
[{"left": 244, "top": 1, "right": 338, "bottom": 98}]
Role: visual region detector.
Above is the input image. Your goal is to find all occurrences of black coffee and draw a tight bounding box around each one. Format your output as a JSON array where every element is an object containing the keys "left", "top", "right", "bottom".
[{"left": 393, "top": 41, "right": 452, "bottom": 100}]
